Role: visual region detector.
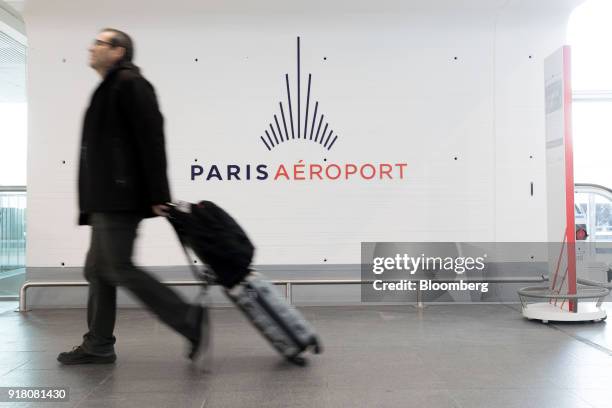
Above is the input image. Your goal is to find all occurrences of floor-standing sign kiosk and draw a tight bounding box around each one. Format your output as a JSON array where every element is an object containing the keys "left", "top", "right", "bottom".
[{"left": 520, "top": 46, "right": 608, "bottom": 322}]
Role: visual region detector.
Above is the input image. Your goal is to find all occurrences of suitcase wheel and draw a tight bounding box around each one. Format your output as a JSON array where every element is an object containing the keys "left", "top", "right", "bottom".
[
  {"left": 287, "top": 355, "right": 307, "bottom": 366},
  {"left": 309, "top": 336, "right": 323, "bottom": 354}
]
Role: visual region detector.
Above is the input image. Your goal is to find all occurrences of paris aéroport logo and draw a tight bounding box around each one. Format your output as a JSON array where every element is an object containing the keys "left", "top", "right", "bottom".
[
  {"left": 189, "top": 37, "right": 407, "bottom": 182},
  {"left": 259, "top": 37, "right": 338, "bottom": 151}
]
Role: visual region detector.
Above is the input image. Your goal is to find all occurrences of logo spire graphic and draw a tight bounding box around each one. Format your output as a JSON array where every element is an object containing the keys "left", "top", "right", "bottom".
[{"left": 260, "top": 37, "right": 339, "bottom": 151}]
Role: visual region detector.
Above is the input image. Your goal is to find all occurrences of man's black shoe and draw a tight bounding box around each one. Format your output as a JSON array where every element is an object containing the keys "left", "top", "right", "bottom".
[
  {"left": 188, "top": 305, "right": 211, "bottom": 369},
  {"left": 57, "top": 346, "right": 116, "bottom": 365}
]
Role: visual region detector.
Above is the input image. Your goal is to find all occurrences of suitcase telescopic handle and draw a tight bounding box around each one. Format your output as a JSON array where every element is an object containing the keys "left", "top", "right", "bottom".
[{"left": 166, "top": 206, "right": 218, "bottom": 286}]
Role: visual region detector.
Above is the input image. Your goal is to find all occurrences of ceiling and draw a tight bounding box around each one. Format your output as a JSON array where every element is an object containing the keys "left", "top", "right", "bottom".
[
  {"left": 0, "top": 0, "right": 25, "bottom": 103},
  {"left": 0, "top": 29, "right": 26, "bottom": 103},
  {"left": 4, "top": 1, "right": 23, "bottom": 15}
]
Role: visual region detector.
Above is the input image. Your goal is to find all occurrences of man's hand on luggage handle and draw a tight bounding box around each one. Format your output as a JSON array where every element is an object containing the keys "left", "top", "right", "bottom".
[{"left": 152, "top": 204, "right": 170, "bottom": 217}]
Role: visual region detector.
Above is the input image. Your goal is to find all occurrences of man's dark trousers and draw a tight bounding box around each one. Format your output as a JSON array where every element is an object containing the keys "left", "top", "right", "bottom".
[{"left": 81, "top": 213, "right": 197, "bottom": 355}]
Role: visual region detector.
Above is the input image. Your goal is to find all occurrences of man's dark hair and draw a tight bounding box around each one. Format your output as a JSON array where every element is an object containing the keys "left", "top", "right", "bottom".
[{"left": 101, "top": 28, "right": 134, "bottom": 62}]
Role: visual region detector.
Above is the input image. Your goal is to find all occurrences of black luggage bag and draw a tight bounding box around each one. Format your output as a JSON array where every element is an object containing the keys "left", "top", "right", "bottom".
[{"left": 168, "top": 200, "right": 253, "bottom": 288}]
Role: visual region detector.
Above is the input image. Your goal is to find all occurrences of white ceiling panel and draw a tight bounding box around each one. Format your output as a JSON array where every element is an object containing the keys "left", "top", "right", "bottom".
[
  {"left": 0, "top": 30, "right": 26, "bottom": 103},
  {"left": 4, "top": 1, "right": 24, "bottom": 15}
]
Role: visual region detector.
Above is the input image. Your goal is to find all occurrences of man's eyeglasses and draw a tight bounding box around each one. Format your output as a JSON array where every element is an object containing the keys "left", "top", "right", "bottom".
[{"left": 93, "top": 39, "right": 114, "bottom": 47}]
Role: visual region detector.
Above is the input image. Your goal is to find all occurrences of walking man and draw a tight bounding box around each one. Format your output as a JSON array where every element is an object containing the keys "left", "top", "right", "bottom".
[{"left": 58, "top": 28, "right": 207, "bottom": 365}]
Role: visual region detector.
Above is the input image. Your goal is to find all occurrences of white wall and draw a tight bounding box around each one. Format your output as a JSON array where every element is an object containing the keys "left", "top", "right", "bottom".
[{"left": 24, "top": 0, "right": 583, "bottom": 270}]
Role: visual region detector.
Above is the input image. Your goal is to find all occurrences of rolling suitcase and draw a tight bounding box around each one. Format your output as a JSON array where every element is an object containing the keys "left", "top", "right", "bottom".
[
  {"left": 226, "top": 273, "right": 322, "bottom": 365},
  {"left": 167, "top": 201, "right": 322, "bottom": 365}
]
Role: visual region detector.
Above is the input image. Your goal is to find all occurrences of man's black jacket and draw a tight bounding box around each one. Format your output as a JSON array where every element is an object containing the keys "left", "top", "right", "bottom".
[{"left": 78, "top": 62, "right": 171, "bottom": 225}]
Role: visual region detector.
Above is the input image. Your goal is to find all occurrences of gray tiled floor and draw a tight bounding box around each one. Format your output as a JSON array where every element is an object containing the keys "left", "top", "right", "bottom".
[{"left": 2, "top": 303, "right": 612, "bottom": 407}]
